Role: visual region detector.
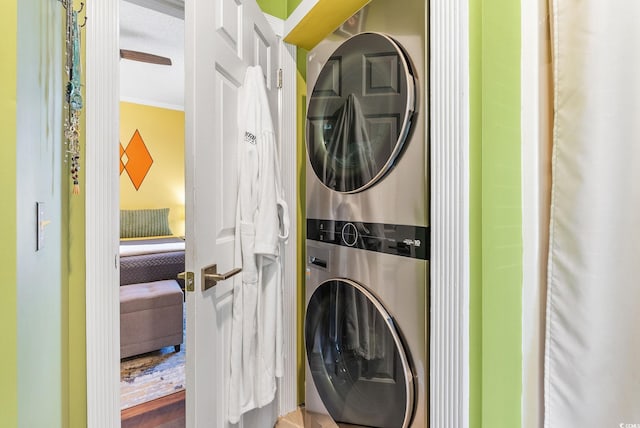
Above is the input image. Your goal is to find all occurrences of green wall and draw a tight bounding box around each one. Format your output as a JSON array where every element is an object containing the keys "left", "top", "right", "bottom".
[
  {"left": 257, "top": 0, "right": 286, "bottom": 19},
  {"left": 67, "top": 0, "right": 87, "bottom": 425},
  {"left": 287, "top": 0, "right": 304, "bottom": 17},
  {"left": 469, "top": 0, "right": 523, "bottom": 427},
  {"left": 0, "top": 1, "right": 18, "bottom": 426},
  {"left": 256, "top": 0, "right": 303, "bottom": 19},
  {"left": 469, "top": 0, "right": 482, "bottom": 423},
  {"left": 66, "top": 120, "right": 86, "bottom": 427}
]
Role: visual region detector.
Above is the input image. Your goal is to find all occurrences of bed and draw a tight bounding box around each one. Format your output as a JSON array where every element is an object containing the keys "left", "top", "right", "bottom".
[
  {"left": 119, "top": 209, "right": 186, "bottom": 358},
  {"left": 120, "top": 236, "right": 186, "bottom": 286},
  {"left": 119, "top": 208, "right": 186, "bottom": 286}
]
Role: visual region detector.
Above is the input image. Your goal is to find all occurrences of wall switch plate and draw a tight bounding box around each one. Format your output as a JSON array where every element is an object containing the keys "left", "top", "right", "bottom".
[{"left": 37, "top": 202, "right": 46, "bottom": 251}]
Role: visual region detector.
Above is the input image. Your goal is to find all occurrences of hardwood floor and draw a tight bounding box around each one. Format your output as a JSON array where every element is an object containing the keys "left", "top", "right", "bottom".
[{"left": 121, "top": 390, "right": 185, "bottom": 428}]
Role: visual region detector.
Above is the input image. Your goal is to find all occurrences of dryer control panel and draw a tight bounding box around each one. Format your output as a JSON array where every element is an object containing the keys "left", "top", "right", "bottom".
[{"left": 307, "top": 218, "right": 429, "bottom": 260}]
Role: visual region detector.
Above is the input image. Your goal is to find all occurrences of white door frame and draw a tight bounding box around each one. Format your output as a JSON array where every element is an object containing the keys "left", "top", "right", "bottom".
[
  {"left": 269, "top": 16, "right": 300, "bottom": 413},
  {"left": 85, "top": 0, "right": 121, "bottom": 426},
  {"left": 429, "top": 0, "right": 470, "bottom": 426},
  {"left": 84, "top": 1, "right": 297, "bottom": 426}
]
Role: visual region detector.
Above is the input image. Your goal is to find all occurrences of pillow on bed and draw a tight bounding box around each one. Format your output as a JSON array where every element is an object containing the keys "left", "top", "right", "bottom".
[{"left": 120, "top": 208, "right": 172, "bottom": 238}]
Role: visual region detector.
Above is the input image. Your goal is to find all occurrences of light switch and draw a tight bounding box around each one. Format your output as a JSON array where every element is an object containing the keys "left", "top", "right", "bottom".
[{"left": 36, "top": 202, "right": 48, "bottom": 251}]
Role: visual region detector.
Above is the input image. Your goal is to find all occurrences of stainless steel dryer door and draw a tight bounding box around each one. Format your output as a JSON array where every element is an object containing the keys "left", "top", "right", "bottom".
[
  {"left": 306, "top": 32, "right": 416, "bottom": 193},
  {"left": 305, "top": 278, "right": 414, "bottom": 428}
]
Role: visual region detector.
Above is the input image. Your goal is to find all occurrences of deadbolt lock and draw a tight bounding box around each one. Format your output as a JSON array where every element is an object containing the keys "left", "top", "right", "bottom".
[{"left": 177, "top": 271, "right": 195, "bottom": 292}]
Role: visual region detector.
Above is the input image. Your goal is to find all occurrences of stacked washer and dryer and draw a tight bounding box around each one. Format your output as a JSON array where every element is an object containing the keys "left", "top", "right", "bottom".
[{"left": 304, "top": 0, "right": 428, "bottom": 427}]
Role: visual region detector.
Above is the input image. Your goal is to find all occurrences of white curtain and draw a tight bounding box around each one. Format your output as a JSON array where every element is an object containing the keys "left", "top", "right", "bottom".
[{"left": 545, "top": 1, "right": 640, "bottom": 427}]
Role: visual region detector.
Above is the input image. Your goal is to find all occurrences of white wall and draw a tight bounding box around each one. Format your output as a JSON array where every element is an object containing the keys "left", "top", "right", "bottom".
[{"left": 16, "top": 1, "right": 64, "bottom": 426}]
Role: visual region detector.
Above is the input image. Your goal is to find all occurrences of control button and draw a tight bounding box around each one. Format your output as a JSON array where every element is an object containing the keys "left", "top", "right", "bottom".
[{"left": 341, "top": 222, "right": 358, "bottom": 247}]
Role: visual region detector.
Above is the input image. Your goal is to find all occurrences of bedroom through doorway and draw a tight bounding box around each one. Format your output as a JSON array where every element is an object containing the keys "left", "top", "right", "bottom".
[{"left": 118, "top": 0, "right": 187, "bottom": 415}]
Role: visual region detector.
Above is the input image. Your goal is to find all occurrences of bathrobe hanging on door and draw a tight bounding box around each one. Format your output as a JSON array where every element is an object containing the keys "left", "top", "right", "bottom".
[{"left": 228, "top": 65, "right": 290, "bottom": 424}]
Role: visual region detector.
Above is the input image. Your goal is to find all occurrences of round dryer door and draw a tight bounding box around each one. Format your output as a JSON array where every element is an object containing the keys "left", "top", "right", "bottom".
[
  {"left": 305, "top": 279, "right": 414, "bottom": 428},
  {"left": 306, "top": 32, "right": 416, "bottom": 193}
]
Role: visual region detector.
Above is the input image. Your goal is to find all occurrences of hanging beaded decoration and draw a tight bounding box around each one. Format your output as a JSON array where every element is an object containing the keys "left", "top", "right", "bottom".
[{"left": 60, "top": 0, "right": 86, "bottom": 195}]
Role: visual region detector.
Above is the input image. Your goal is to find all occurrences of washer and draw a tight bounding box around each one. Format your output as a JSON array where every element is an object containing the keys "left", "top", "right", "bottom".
[
  {"left": 304, "top": 220, "right": 428, "bottom": 428},
  {"left": 305, "top": 0, "right": 427, "bottom": 228},
  {"left": 305, "top": 1, "right": 428, "bottom": 426}
]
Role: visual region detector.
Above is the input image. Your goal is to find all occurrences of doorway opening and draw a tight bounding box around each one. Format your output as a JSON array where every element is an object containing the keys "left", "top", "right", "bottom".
[
  {"left": 85, "top": 0, "right": 299, "bottom": 424},
  {"left": 118, "top": 0, "right": 186, "bottom": 417}
]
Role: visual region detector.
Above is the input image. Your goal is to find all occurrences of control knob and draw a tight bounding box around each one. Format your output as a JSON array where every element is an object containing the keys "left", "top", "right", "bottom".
[{"left": 341, "top": 222, "right": 358, "bottom": 247}]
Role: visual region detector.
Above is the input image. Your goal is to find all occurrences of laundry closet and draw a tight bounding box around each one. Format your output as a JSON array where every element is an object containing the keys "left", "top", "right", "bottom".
[{"left": 302, "top": 0, "right": 429, "bottom": 426}]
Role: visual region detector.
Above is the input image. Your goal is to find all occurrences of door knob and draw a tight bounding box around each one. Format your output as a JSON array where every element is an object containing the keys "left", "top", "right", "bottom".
[{"left": 202, "top": 264, "right": 242, "bottom": 291}]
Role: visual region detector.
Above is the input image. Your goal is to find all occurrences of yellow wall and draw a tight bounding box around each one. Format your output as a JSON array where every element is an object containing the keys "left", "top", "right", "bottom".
[
  {"left": 0, "top": 1, "right": 18, "bottom": 425},
  {"left": 120, "top": 102, "right": 185, "bottom": 236},
  {"left": 284, "top": 0, "right": 370, "bottom": 50}
]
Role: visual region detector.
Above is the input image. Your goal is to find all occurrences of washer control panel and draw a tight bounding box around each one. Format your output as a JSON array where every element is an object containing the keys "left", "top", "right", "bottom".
[
  {"left": 341, "top": 222, "right": 358, "bottom": 246},
  {"left": 307, "top": 218, "right": 429, "bottom": 260}
]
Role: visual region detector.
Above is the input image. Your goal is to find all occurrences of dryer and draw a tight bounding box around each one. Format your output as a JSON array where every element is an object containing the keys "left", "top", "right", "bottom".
[
  {"left": 305, "top": 0, "right": 427, "bottom": 228},
  {"left": 304, "top": 220, "right": 428, "bottom": 428}
]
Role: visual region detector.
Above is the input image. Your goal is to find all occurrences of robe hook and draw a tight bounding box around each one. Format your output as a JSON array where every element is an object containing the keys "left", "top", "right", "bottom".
[
  {"left": 80, "top": 16, "right": 87, "bottom": 28},
  {"left": 58, "top": 1, "right": 84, "bottom": 14}
]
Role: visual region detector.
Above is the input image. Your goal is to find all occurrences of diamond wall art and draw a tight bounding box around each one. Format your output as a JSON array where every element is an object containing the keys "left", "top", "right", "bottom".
[{"left": 120, "top": 129, "right": 154, "bottom": 190}]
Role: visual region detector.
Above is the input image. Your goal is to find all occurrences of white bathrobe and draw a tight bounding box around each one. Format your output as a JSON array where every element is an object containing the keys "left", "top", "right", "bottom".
[{"left": 228, "top": 65, "right": 290, "bottom": 424}]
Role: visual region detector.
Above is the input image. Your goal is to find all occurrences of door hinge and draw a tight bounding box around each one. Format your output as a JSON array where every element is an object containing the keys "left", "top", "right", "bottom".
[
  {"left": 277, "top": 68, "right": 283, "bottom": 89},
  {"left": 178, "top": 271, "right": 195, "bottom": 292}
]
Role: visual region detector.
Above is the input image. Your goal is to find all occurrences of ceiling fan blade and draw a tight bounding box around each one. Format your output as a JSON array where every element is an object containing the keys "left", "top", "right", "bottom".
[{"left": 120, "top": 49, "right": 172, "bottom": 66}]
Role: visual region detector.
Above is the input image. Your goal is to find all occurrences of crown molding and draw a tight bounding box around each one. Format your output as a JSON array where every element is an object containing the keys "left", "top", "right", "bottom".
[{"left": 123, "top": 0, "right": 184, "bottom": 19}]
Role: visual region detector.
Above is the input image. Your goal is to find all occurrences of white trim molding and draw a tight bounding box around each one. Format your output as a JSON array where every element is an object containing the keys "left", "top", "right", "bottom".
[
  {"left": 277, "top": 39, "right": 299, "bottom": 418},
  {"left": 283, "top": 0, "right": 317, "bottom": 36},
  {"left": 119, "top": 96, "right": 185, "bottom": 112},
  {"left": 430, "top": 0, "right": 470, "bottom": 427},
  {"left": 265, "top": 13, "right": 285, "bottom": 38},
  {"left": 86, "top": 0, "right": 121, "bottom": 427},
  {"left": 269, "top": 12, "right": 298, "bottom": 416},
  {"left": 123, "top": 0, "right": 184, "bottom": 19}
]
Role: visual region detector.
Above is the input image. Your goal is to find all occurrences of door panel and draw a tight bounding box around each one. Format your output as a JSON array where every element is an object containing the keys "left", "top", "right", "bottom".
[
  {"left": 215, "top": 67, "right": 241, "bottom": 248},
  {"left": 185, "top": 0, "right": 279, "bottom": 427},
  {"left": 217, "top": 0, "right": 241, "bottom": 53}
]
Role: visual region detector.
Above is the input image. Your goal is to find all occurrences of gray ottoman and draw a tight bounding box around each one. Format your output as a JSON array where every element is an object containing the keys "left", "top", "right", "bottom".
[{"left": 120, "top": 279, "right": 184, "bottom": 359}]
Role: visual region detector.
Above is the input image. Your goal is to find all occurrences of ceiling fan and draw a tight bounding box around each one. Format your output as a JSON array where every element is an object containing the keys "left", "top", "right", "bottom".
[{"left": 120, "top": 49, "right": 172, "bottom": 66}]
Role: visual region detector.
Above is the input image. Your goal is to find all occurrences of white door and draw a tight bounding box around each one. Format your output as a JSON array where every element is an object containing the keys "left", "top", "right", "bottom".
[{"left": 184, "top": 0, "right": 280, "bottom": 426}]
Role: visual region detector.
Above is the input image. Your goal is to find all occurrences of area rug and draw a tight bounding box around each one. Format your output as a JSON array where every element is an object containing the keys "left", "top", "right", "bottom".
[{"left": 120, "top": 307, "right": 186, "bottom": 410}]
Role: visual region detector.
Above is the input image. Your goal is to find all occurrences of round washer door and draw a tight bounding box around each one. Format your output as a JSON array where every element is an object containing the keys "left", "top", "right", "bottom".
[
  {"left": 305, "top": 279, "right": 414, "bottom": 428},
  {"left": 306, "top": 32, "right": 416, "bottom": 193}
]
